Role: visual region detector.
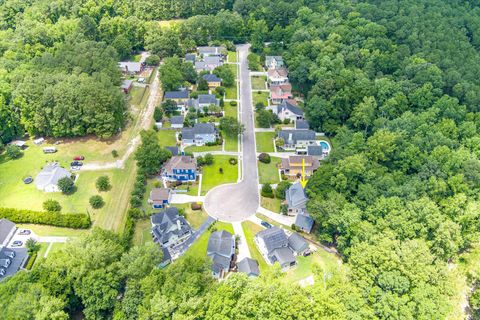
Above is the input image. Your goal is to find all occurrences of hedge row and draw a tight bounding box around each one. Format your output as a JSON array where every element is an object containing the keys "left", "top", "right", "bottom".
[{"left": 0, "top": 208, "right": 91, "bottom": 229}]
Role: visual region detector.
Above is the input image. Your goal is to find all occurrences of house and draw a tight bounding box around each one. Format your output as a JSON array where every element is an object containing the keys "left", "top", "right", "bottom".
[
  {"left": 185, "top": 53, "right": 196, "bottom": 63},
  {"left": 198, "top": 46, "right": 224, "bottom": 57},
  {"left": 0, "top": 219, "right": 15, "bottom": 248},
  {"left": 170, "top": 115, "right": 184, "bottom": 129},
  {"left": 295, "top": 120, "right": 309, "bottom": 130},
  {"left": 270, "top": 83, "right": 292, "bottom": 104},
  {"left": 207, "top": 230, "right": 236, "bottom": 279},
  {"left": 194, "top": 61, "right": 208, "bottom": 72},
  {"left": 307, "top": 145, "right": 323, "bottom": 158},
  {"left": 255, "top": 227, "right": 296, "bottom": 270},
  {"left": 280, "top": 155, "right": 320, "bottom": 178},
  {"left": 202, "top": 73, "right": 222, "bottom": 89},
  {"left": 165, "top": 146, "right": 180, "bottom": 156},
  {"left": 285, "top": 182, "right": 308, "bottom": 215},
  {"left": 119, "top": 62, "right": 144, "bottom": 75},
  {"left": 276, "top": 101, "right": 304, "bottom": 122},
  {"left": 237, "top": 257, "right": 260, "bottom": 277},
  {"left": 288, "top": 233, "right": 310, "bottom": 255},
  {"left": 265, "top": 56, "right": 284, "bottom": 69},
  {"left": 164, "top": 90, "right": 189, "bottom": 103},
  {"left": 35, "top": 163, "right": 71, "bottom": 192},
  {"left": 163, "top": 156, "right": 197, "bottom": 182},
  {"left": 187, "top": 94, "right": 220, "bottom": 113},
  {"left": 148, "top": 188, "right": 171, "bottom": 209},
  {"left": 181, "top": 123, "right": 217, "bottom": 146},
  {"left": 0, "top": 247, "right": 27, "bottom": 281},
  {"left": 295, "top": 213, "right": 314, "bottom": 233},
  {"left": 159, "top": 247, "right": 172, "bottom": 268},
  {"left": 151, "top": 207, "right": 192, "bottom": 249},
  {"left": 121, "top": 80, "right": 133, "bottom": 94},
  {"left": 277, "top": 130, "right": 316, "bottom": 151},
  {"left": 267, "top": 68, "right": 289, "bottom": 85},
  {"left": 195, "top": 57, "right": 223, "bottom": 72}
]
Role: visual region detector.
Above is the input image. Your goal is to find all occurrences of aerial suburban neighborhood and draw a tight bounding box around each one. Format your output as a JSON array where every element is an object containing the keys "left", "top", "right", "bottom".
[{"left": 0, "top": 1, "right": 475, "bottom": 318}]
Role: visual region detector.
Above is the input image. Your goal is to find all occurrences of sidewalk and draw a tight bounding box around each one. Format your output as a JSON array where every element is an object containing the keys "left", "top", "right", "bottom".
[{"left": 233, "top": 221, "right": 251, "bottom": 260}]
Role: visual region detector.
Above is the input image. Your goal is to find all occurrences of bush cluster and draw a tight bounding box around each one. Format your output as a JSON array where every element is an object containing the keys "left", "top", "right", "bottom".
[
  {"left": 258, "top": 153, "right": 271, "bottom": 164},
  {"left": 0, "top": 208, "right": 90, "bottom": 229}
]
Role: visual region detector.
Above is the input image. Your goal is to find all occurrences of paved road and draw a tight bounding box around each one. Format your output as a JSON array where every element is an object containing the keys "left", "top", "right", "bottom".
[{"left": 204, "top": 44, "right": 260, "bottom": 222}]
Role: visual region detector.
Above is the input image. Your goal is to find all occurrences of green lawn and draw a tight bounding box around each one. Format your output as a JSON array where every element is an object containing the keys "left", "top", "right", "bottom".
[
  {"left": 223, "top": 133, "right": 238, "bottom": 152},
  {"left": 180, "top": 221, "right": 234, "bottom": 260},
  {"left": 242, "top": 221, "right": 268, "bottom": 272},
  {"left": 251, "top": 76, "right": 267, "bottom": 90},
  {"left": 133, "top": 219, "right": 154, "bottom": 246},
  {"left": 184, "top": 144, "right": 222, "bottom": 153},
  {"left": 255, "top": 132, "right": 275, "bottom": 152},
  {"left": 258, "top": 157, "right": 281, "bottom": 184},
  {"left": 227, "top": 64, "right": 238, "bottom": 78},
  {"left": 174, "top": 203, "right": 208, "bottom": 230},
  {"left": 224, "top": 104, "right": 238, "bottom": 119},
  {"left": 200, "top": 155, "right": 238, "bottom": 195},
  {"left": 252, "top": 91, "right": 269, "bottom": 106},
  {"left": 48, "top": 243, "right": 66, "bottom": 256},
  {"left": 260, "top": 196, "right": 282, "bottom": 213},
  {"left": 157, "top": 130, "right": 178, "bottom": 147},
  {"left": 227, "top": 51, "right": 237, "bottom": 63},
  {"left": 225, "top": 82, "right": 238, "bottom": 100},
  {"left": 174, "top": 181, "right": 200, "bottom": 196},
  {"left": 284, "top": 250, "right": 340, "bottom": 283},
  {"left": 17, "top": 224, "right": 89, "bottom": 237},
  {"left": 129, "top": 86, "right": 149, "bottom": 107}
]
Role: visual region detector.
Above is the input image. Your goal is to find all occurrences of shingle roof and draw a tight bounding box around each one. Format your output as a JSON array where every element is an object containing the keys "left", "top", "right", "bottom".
[
  {"left": 210, "top": 253, "right": 231, "bottom": 274},
  {"left": 121, "top": 80, "right": 133, "bottom": 89},
  {"left": 165, "top": 90, "right": 189, "bottom": 100},
  {"left": 35, "top": 163, "right": 71, "bottom": 190},
  {"left": 256, "top": 227, "right": 288, "bottom": 253},
  {"left": 151, "top": 208, "right": 192, "bottom": 246},
  {"left": 165, "top": 146, "right": 179, "bottom": 156},
  {"left": 278, "top": 130, "right": 316, "bottom": 144},
  {"left": 170, "top": 115, "right": 184, "bottom": 125},
  {"left": 286, "top": 182, "right": 308, "bottom": 209},
  {"left": 295, "top": 214, "right": 314, "bottom": 233},
  {"left": 278, "top": 100, "right": 303, "bottom": 116},
  {"left": 307, "top": 145, "right": 323, "bottom": 156},
  {"left": 185, "top": 54, "right": 196, "bottom": 62},
  {"left": 182, "top": 123, "right": 216, "bottom": 140},
  {"left": 163, "top": 156, "right": 196, "bottom": 173},
  {"left": 207, "top": 230, "right": 234, "bottom": 258},
  {"left": 198, "top": 46, "right": 223, "bottom": 55},
  {"left": 237, "top": 257, "right": 260, "bottom": 276},
  {"left": 271, "top": 247, "right": 296, "bottom": 266},
  {"left": 268, "top": 68, "right": 288, "bottom": 78},
  {"left": 119, "top": 62, "right": 142, "bottom": 73},
  {"left": 0, "top": 219, "right": 15, "bottom": 245},
  {"left": 288, "top": 233, "right": 309, "bottom": 254},
  {"left": 295, "top": 120, "right": 310, "bottom": 130},
  {"left": 195, "top": 61, "right": 207, "bottom": 70},
  {"left": 198, "top": 94, "right": 218, "bottom": 105},
  {"left": 202, "top": 73, "right": 222, "bottom": 82},
  {"left": 149, "top": 188, "right": 170, "bottom": 202},
  {"left": 204, "top": 56, "right": 222, "bottom": 65}
]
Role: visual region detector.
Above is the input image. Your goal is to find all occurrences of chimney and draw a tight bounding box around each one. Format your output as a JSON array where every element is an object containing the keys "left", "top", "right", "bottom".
[
  {"left": 177, "top": 220, "right": 181, "bottom": 230},
  {"left": 288, "top": 133, "right": 293, "bottom": 143}
]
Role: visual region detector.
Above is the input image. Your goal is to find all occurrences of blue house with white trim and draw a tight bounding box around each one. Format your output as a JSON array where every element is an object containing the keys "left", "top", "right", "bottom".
[{"left": 162, "top": 156, "right": 197, "bottom": 182}]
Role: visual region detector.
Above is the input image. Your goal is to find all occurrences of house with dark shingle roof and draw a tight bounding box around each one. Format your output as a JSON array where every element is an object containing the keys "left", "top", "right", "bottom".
[
  {"left": 307, "top": 145, "right": 323, "bottom": 158},
  {"left": 162, "top": 156, "right": 197, "bottom": 182},
  {"left": 151, "top": 207, "right": 192, "bottom": 249},
  {"left": 285, "top": 182, "right": 308, "bottom": 215},
  {"left": 181, "top": 123, "right": 217, "bottom": 146},
  {"left": 295, "top": 213, "right": 314, "bottom": 233},
  {"left": 295, "top": 120, "right": 310, "bottom": 130},
  {"left": 207, "top": 230, "right": 235, "bottom": 279},
  {"left": 170, "top": 115, "right": 184, "bottom": 129},
  {"left": 0, "top": 219, "right": 15, "bottom": 248},
  {"left": 255, "top": 227, "right": 296, "bottom": 270},
  {"left": 237, "top": 257, "right": 260, "bottom": 277},
  {"left": 148, "top": 188, "right": 171, "bottom": 209},
  {"left": 277, "top": 129, "right": 316, "bottom": 151},
  {"left": 164, "top": 90, "right": 189, "bottom": 102},
  {"left": 275, "top": 101, "right": 304, "bottom": 123},
  {"left": 202, "top": 73, "right": 222, "bottom": 89},
  {"left": 288, "top": 233, "right": 309, "bottom": 255},
  {"left": 186, "top": 94, "right": 220, "bottom": 112},
  {"left": 185, "top": 53, "right": 196, "bottom": 63}
]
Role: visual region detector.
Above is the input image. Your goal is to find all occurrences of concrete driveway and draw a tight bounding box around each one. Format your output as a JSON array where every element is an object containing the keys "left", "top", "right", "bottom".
[{"left": 204, "top": 44, "right": 260, "bottom": 222}]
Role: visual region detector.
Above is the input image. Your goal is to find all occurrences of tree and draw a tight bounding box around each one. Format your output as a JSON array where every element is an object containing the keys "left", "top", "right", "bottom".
[
  {"left": 57, "top": 177, "right": 74, "bottom": 194},
  {"left": 43, "top": 199, "right": 61, "bottom": 212},
  {"left": 96, "top": 176, "right": 111, "bottom": 192},
  {"left": 258, "top": 153, "right": 271, "bottom": 164},
  {"left": 213, "top": 65, "right": 234, "bottom": 87},
  {"left": 112, "top": 35, "right": 131, "bottom": 60},
  {"left": 89, "top": 195, "right": 105, "bottom": 209},
  {"left": 159, "top": 57, "right": 184, "bottom": 91},
  {"left": 6, "top": 145, "right": 22, "bottom": 159},
  {"left": 275, "top": 181, "right": 292, "bottom": 200},
  {"left": 145, "top": 54, "right": 160, "bottom": 66},
  {"left": 197, "top": 78, "right": 209, "bottom": 91},
  {"left": 261, "top": 183, "right": 274, "bottom": 198},
  {"left": 135, "top": 130, "right": 171, "bottom": 175},
  {"left": 153, "top": 107, "right": 163, "bottom": 122},
  {"left": 220, "top": 117, "right": 244, "bottom": 137},
  {"left": 25, "top": 238, "right": 41, "bottom": 255},
  {"left": 256, "top": 110, "right": 278, "bottom": 128},
  {"left": 161, "top": 100, "right": 178, "bottom": 116},
  {"left": 204, "top": 153, "right": 214, "bottom": 166}
]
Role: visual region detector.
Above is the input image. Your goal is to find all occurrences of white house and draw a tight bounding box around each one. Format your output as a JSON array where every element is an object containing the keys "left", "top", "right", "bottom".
[
  {"left": 35, "top": 163, "right": 71, "bottom": 192},
  {"left": 267, "top": 68, "right": 289, "bottom": 85}
]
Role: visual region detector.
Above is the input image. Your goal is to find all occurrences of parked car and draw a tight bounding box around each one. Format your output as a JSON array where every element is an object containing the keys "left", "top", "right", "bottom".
[
  {"left": 23, "top": 176, "right": 33, "bottom": 184},
  {"left": 0, "top": 268, "right": 5, "bottom": 277},
  {"left": 303, "top": 250, "right": 312, "bottom": 257},
  {"left": 261, "top": 221, "right": 272, "bottom": 229},
  {"left": 73, "top": 156, "right": 85, "bottom": 160},
  {"left": 11, "top": 241, "right": 23, "bottom": 247},
  {"left": 70, "top": 161, "right": 83, "bottom": 168},
  {"left": 18, "top": 230, "right": 31, "bottom": 235}
]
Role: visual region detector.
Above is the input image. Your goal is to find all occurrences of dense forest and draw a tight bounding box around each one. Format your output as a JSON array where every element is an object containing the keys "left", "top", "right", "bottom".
[{"left": 2, "top": 0, "right": 480, "bottom": 318}]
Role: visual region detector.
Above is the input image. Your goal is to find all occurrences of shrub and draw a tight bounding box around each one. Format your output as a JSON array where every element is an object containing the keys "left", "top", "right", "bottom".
[
  {"left": 145, "top": 54, "right": 160, "bottom": 66},
  {"left": 112, "top": 150, "right": 119, "bottom": 158},
  {"left": 154, "top": 180, "right": 162, "bottom": 188},
  {"left": 219, "top": 167, "right": 223, "bottom": 174},
  {"left": 230, "top": 101, "right": 237, "bottom": 107},
  {"left": 191, "top": 202, "right": 202, "bottom": 210},
  {"left": 204, "top": 153, "right": 214, "bottom": 165},
  {"left": 0, "top": 208, "right": 90, "bottom": 229},
  {"left": 258, "top": 153, "right": 271, "bottom": 164},
  {"left": 43, "top": 199, "right": 62, "bottom": 212},
  {"left": 275, "top": 181, "right": 292, "bottom": 200},
  {"left": 6, "top": 145, "right": 22, "bottom": 159},
  {"left": 26, "top": 238, "right": 41, "bottom": 255},
  {"left": 154, "top": 107, "right": 163, "bottom": 122},
  {"left": 130, "top": 195, "right": 142, "bottom": 207},
  {"left": 57, "top": 177, "right": 75, "bottom": 194},
  {"left": 229, "top": 157, "right": 237, "bottom": 165},
  {"left": 255, "top": 102, "right": 265, "bottom": 111},
  {"left": 281, "top": 204, "right": 289, "bottom": 215},
  {"left": 261, "top": 183, "right": 274, "bottom": 198},
  {"left": 89, "top": 195, "right": 104, "bottom": 209},
  {"left": 96, "top": 176, "right": 111, "bottom": 192}
]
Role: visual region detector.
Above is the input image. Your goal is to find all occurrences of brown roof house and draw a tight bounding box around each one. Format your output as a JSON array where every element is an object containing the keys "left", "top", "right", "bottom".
[
  {"left": 148, "top": 188, "right": 172, "bottom": 209},
  {"left": 162, "top": 156, "right": 197, "bottom": 182},
  {"left": 280, "top": 155, "right": 320, "bottom": 178},
  {"left": 267, "top": 68, "right": 289, "bottom": 85}
]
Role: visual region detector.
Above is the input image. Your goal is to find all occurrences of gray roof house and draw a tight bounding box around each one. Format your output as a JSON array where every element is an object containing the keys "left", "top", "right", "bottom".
[
  {"left": 151, "top": 207, "right": 192, "bottom": 250},
  {"left": 295, "top": 213, "right": 314, "bottom": 233},
  {"left": 182, "top": 123, "right": 217, "bottom": 146},
  {"left": 0, "top": 219, "right": 15, "bottom": 248},
  {"left": 198, "top": 46, "right": 223, "bottom": 57},
  {"left": 0, "top": 247, "right": 27, "bottom": 281},
  {"left": 202, "top": 73, "right": 222, "bottom": 83},
  {"left": 207, "top": 230, "right": 236, "bottom": 279},
  {"left": 119, "top": 62, "right": 143, "bottom": 74},
  {"left": 195, "top": 61, "right": 208, "bottom": 72},
  {"left": 165, "top": 90, "right": 189, "bottom": 101},
  {"left": 170, "top": 115, "right": 184, "bottom": 128},
  {"left": 295, "top": 120, "right": 310, "bottom": 130},
  {"left": 35, "top": 163, "right": 71, "bottom": 192},
  {"left": 288, "top": 233, "right": 309, "bottom": 255},
  {"left": 186, "top": 94, "right": 220, "bottom": 112},
  {"left": 285, "top": 182, "right": 308, "bottom": 215},
  {"left": 276, "top": 101, "right": 304, "bottom": 122},
  {"left": 185, "top": 53, "right": 196, "bottom": 63},
  {"left": 307, "top": 145, "right": 323, "bottom": 157},
  {"left": 265, "top": 56, "right": 284, "bottom": 69},
  {"left": 255, "top": 227, "right": 296, "bottom": 270},
  {"left": 237, "top": 257, "right": 260, "bottom": 277},
  {"left": 278, "top": 130, "right": 316, "bottom": 150},
  {"left": 165, "top": 146, "right": 180, "bottom": 156}
]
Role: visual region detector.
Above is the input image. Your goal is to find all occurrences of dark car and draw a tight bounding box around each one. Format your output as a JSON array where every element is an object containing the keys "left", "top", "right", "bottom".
[
  {"left": 23, "top": 176, "right": 33, "bottom": 184},
  {"left": 73, "top": 156, "right": 85, "bottom": 160},
  {"left": 19, "top": 230, "right": 31, "bottom": 235},
  {"left": 261, "top": 221, "right": 272, "bottom": 229},
  {"left": 303, "top": 250, "right": 312, "bottom": 257},
  {"left": 11, "top": 241, "right": 23, "bottom": 247},
  {"left": 70, "top": 161, "right": 83, "bottom": 167}
]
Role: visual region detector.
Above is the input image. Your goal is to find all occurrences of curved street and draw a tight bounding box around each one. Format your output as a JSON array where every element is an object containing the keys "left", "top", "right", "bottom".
[{"left": 204, "top": 44, "right": 260, "bottom": 222}]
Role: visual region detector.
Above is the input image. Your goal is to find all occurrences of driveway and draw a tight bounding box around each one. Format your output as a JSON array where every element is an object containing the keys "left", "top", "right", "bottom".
[
  {"left": 204, "top": 44, "right": 260, "bottom": 222},
  {"left": 172, "top": 217, "right": 215, "bottom": 259}
]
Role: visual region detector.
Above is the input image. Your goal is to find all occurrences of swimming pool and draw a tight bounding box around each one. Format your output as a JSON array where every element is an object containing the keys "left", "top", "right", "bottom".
[{"left": 319, "top": 140, "right": 330, "bottom": 152}]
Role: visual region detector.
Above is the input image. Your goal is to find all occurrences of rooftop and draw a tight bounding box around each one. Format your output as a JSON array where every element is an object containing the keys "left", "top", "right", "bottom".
[
  {"left": 165, "top": 90, "right": 189, "bottom": 100},
  {"left": 170, "top": 115, "right": 184, "bottom": 125},
  {"left": 237, "top": 257, "right": 260, "bottom": 276},
  {"left": 286, "top": 182, "right": 308, "bottom": 208},
  {"left": 295, "top": 213, "right": 314, "bottom": 233},
  {"left": 118, "top": 61, "right": 142, "bottom": 73},
  {"left": 256, "top": 227, "right": 288, "bottom": 253},
  {"left": 0, "top": 219, "right": 15, "bottom": 245},
  {"left": 163, "top": 156, "right": 197, "bottom": 172},
  {"left": 295, "top": 120, "right": 310, "bottom": 130},
  {"left": 202, "top": 73, "right": 222, "bottom": 82},
  {"left": 278, "top": 130, "right": 316, "bottom": 143},
  {"left": 35, "top": 163, "right": 71, "bottom": 190},
  {"left": 278, "top": 100, "right": 303, "bottom": 116},
  {"left": 288, "top": 233, "right": 309, "bottom": 254}
]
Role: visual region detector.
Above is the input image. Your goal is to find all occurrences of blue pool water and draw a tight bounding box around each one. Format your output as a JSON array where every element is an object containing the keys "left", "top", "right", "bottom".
[{"left": 319, "top": 141, "right": 330, "bottom": 151}]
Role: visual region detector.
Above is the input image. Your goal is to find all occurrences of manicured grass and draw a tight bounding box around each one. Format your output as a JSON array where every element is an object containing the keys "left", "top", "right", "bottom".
[
  {"left": 258, "top": 157, "right": 281, "bottom": 184},
  {"left": 184, "top": 144, "right": 222, "bottom": 153},
  {"left": 129, "top": 86, "right": 149, "bottom": 106},
  {"left": 17, "top": 224, "right": 89, "bottom": 237},
  {"left": 133, "top": 219, "right": 154, "bottom": 246},
  {"left": 157, "top": 130, "right": 178, "bottom": 147},
  {"left": 180, "top": 221, "right": 233, "bottom": 260},
  {"left": 251, "top": 76, "right": 267, "bottom": 90},
  {"left": 255, "top": 132, "right": 275, "bottom": 152},
  {"left": 200, "top": 155, "right": 238, "bottom": 195},
  {"left": 284, "top": 250, "right": 340, "bottom": 283},
  {"left": 227, "top": 64, "right": 238, "bottom": 78},
  {"left": 260, "top": 196, "right": 282, "bottom": 213},
  {"left": 224, "top": 104, "right": 238, "bottom": 119},
  {"left": 227, "top": 51, "right": 237, "bottom": 63},
  {"left": 252, "top": 91, "right": 269, "bottom": 106},
  {"left": 174, "top": 203, "right": 208, "bottom": 230},
  {"left": 48, "top": 243, "right": 66, "bottom": 256},
  {"left": 223, "top": 133, "right": 238, "bottom": 152},
  {"left": 242, "top": 221, "right": 268, "bottom": 272},
  {"left": 174, "top": 181, "right": 200, "bottom": 196},
  {"left": 225, "top": 82, "right": 238, "bottom": 100}
]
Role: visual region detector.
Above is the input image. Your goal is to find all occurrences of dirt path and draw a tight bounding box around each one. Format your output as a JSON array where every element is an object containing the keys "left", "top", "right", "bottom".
[{"left": 81, "top": 69, "right": 161, "bottom": 171}]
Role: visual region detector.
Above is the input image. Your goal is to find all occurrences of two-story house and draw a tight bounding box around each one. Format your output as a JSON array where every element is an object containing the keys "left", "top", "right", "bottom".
[
  {"left": 275, "top": 100, "right": 304, "bottom": 122},
  {"left": 265, "top": 56, "right": 284, "bottom": 69},
  {"left": 187, "top": 94, "right": 220, "bottom": 113},
  {"left": 270, "top": 83, "right": 293, "bottom": 105},
  {"left": 280, "top": 155, "right": 320, "bottom": 178},
  {"left": 202, "top": 73, "right": 222, "bottom": 89},
  {"left": 162, "top": 156, "right": 197, "bottom": 182},
  {"left": 197, "top": 46, "right": 224, "bottom": 57},
  {"left": 267, "top": 68, "right": 289, "bottom": 85},
  {"left": 148, "top": 188, "right": 172, "bottom": 209},
  {"left": 207, "top": 230, "right": 236, "bottom": 279},
  {"left": 181, "top": 123, "right": 217, "bottom": 146},
  {"left": 285, "top": 182, "right": 308, "bottom": 216},
  {"left": 277, "top": 129, "right": 316, "bottom": 151},
  {"left": 255, "top": 227, "right": 296, "bottom": 271}
]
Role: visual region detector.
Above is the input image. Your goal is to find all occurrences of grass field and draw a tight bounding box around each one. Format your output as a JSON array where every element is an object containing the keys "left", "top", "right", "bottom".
[
  {"left": 223, "top": 133, "right": 238, "bottom": 152},
  {"left": 200, "top": 155, "right": 238, "bottom": 195},
  {"left": 184, "top": 144, "right": 222, "bottom": 153},
  {"left": 260, "top": 196, "right": 282, "bottom": 213},
  {"left": 17, "top": 224, "right": 89, "bottom": 237},
  {"left": 255, "top": 132, "right": 275, "bottom": 152},
  {"left": 225, "top": 82, "right": 238, "bottom": 99},
  {"left": 227, "top": 51, "right": 237, "bottom": 63},
  {"left": 157, "top": 130, "right": 178, "bottom": 147},
  {"left": 129, "top": 86, "right": 149, "bottom": 107},
  {"left": 224, "top": 104, "right": 238, "bottom": 119},
  {"left": 252, "top": 91, "right": 269, "bottom": 106},
  {"left": 258, "top": 157, "right": 281, "bottom": 184},
  {"left": 133, "top": 219, "right": 154, "bottom": 246},
  {"left": 174, "top": 203, "right": 209, "bottom": 230},
  {"left": 242, "top": 221, "right": 268, "bottom": 272},
  {"left": 251, "top": 76, "right": 267, "bottom": 90},
  {"left": 180, "top": 221, "right": 234, "bottom": 260}
]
